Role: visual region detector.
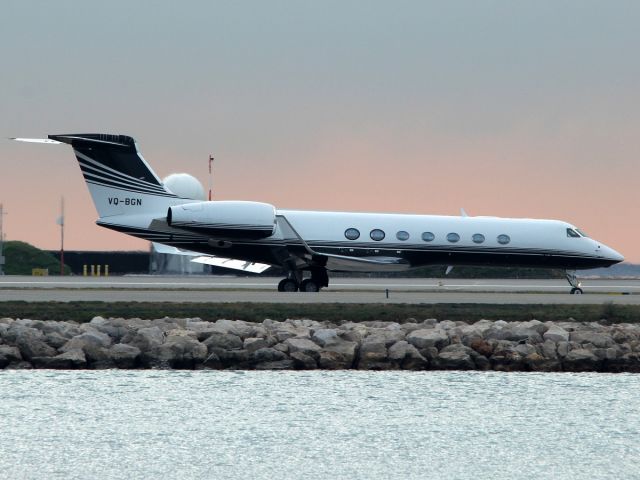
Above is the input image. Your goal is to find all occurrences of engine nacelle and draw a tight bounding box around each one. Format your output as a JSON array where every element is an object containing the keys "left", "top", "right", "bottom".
[{"left": 167, "top": 201, "right": 276, "bottom": 239}]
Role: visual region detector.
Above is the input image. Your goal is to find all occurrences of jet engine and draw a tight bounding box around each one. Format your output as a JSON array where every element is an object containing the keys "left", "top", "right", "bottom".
[{"left": 167, "top": 201, "right": 276, "bottom": 239}]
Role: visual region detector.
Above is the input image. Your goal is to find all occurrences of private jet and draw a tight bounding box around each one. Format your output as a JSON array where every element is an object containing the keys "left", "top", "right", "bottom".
[{"left": 13, "top": 134, "right": 624, "bottom": 293}]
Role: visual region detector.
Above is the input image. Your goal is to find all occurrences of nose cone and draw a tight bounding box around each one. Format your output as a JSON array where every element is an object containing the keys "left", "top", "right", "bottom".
[{"left": 600, "top": 244, "right": 624, "bottom": 264}]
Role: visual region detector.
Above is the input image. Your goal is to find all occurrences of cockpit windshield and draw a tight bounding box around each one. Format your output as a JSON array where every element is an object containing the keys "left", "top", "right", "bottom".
[
  {"left": 576, "top": 229, "right": 589, "bottom": 238},
  {"left": 566, "top": 228, "right": 581, "bottom": 238}
]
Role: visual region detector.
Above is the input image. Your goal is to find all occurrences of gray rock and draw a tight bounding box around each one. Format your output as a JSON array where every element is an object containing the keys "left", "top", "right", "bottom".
[
  {"left": 524, "top": 353, "right": 560, "bottom": 372},
  {"left": 43, "top": 332, "right": 69, "bottom": 349},
  {"left": 311, "top": 328, "right": 339, "bottom": 346},
  {"left": 109, "top": 343, "right": 141, "bottom": 369},
  {"left": 541, "top": 340, "right": 558, "bottom": 359},
  {"left": 207, "top": 348, "right": 250, "bottom": 369},
  {"left": 273, "top": 342, "right": 289, "bottom": 353},
  {"left": 243, "top": 337, "right": 269, "bottom": 352},
  {"left": 284, "top": 338, "right": 322, "bottom": 361},
  {"left": 12, "top": 326, "right": 57, "bottom": 361},
  {"left": 557, "top": 341, "right": 570, "bottom": 358},
  {"left": 60, "top": 331, "right": 112, "bottom": 363},
  {"left": 388, "top": 341, "right": 428, "bottom": 370},
  {"left": 490, "top": 348, "right": 525, "bottom": 372},
  {"left": 144, "top": 335, "right": 207, "bottom": 369},
  {"left": 185, "top": 321, "right": 220, "bottom": 341},
  {"left": 203, "top": 332, "right": 243, "bottom": 352},
  {"left": 570, "top": 331, "right": 615, "bottom": 349},
  {"left": 435, "top": 345, "right": 476, "bottom": 370},
  {"left": 33, "top": 349, "right": 87, "bottom": 369},
  {"left": 563, "top": 348, "right": 600, "bottom": 372},
  {"left": 318, "top": 351, "right": 347, "bottom": 369},
  {"left": 87, "top": 317, "right": 129, "bottom": 342},
  {"left": 607, "top": 352, "right": 640, "bottom": 373},
  {"left": 357, "top": 340, "right": 389, "bottom": 370},
  {"left": 290, "top": 351, "right": 317, "bottom": 369},
  {"left": 315, "top": 332, "right": 358, "bottom": 368},
  {"left": 213, "top": 319, "right": 264, "bottom": 339},
  {"left": 5, "top": 361, "right": 32, "bottom": 369},
  {"left": 514, "top": 343, "right": 537, "bottom": 357},
  {"left": 254, "top": 360, "right": 296, "bottom": 370},
  {"left": 367, "top": 330, "right": 406, "bottom": 347},
  {"left": 0, "top": 345, "right": 22, "bottom": 368},
  {"left": 543, "top": 325, "right": 570, "bottom": 343},
  {"left": 594, "top": 347, "right": 619, "bottom": 361},
  {"left": 124, "top": 326, "right": 165, "bottom": 352},
  {"left": 250, "top": 348, "right": 287, "bottom": 364},
  {"left": 407, "top": 329, "right": 449, "bottom": 350},
  {"left": 486, "top": 324, "right": 542, "bottom": 344},
  {"left": 202, "top": 351, "right": 222, "bottom": 369}
]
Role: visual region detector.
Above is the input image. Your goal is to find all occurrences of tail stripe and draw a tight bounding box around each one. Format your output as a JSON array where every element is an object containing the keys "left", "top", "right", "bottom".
[
  {"left": 75, "top": 151, "right": 168, "bottom": 192},
  {"left": 78, "top": 158, "right": 168, "bottom": 193},
  {"left": 79, "top": 162, "right": 175, "bottom": 196},
  {"left": 84, "top": 177, "right": 178, "bottom": 198}
]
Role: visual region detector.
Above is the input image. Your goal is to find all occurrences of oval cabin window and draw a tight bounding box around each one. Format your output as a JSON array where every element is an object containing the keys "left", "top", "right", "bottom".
[
  {"left": 396, "top": 230, "right": 410, "bottom": 241},
  {"left": 497, "top": 234, "right": 511, "bottom": 245},
  {"left": 344, "top": 228, "right": 360, "bottom": 240},
  {"left": 370, "top": 229, "right": 385, "bottom": 241},
  {"left": 421, "top": 232, "right": 435, "bottom": 242},
  {"left": 472, "top": 233, "right": 485, "bottom": 244},
  {"left": 447, "top": 233, "right": 460, "bottom": 243}
]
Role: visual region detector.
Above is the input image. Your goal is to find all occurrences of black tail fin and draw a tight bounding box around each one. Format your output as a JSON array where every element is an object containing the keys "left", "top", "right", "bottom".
[{"left": 49, "top": 133, "right": 175, "bottom": 218}]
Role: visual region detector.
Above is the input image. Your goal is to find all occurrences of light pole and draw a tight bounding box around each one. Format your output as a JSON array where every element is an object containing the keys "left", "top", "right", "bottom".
[
  {"left": 0, "top": 204, "right": 6, "bottom": 275},
  {"left": 208, "top": 154, "right": 214, "bottom": 201},
  {"left": 56, "top": 197, "right": 65, "bottom": 275}
]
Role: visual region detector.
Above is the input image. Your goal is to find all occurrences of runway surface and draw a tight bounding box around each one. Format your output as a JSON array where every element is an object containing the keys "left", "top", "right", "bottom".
[{"left": 1, "top": 276, "right": 639, "bottom": 304}]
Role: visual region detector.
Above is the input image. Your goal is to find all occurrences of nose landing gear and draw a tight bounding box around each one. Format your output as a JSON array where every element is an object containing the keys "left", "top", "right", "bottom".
[{"left": 566, "top": 271, "right": 583, "bottom": 294}]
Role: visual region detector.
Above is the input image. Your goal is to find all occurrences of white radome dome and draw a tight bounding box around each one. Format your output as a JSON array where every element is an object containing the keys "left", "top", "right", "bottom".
[{"left": 163, "top": 173, "right": 206, "bottom": 201}]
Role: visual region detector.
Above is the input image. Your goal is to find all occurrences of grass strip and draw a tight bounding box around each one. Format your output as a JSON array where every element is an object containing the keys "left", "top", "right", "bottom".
[{"left": 0, "top": 301, "right": 639, "bottom": 324}]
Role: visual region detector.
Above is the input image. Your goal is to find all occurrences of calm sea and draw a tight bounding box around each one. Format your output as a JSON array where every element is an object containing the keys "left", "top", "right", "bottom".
[{"left": 0, "top": 371, "right": 638, "bottom": 480}]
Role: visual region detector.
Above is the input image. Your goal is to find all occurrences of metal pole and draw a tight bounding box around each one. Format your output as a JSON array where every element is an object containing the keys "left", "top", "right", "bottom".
[
  {"left": 59, "top": 197, "right": 65, "bottom": 276},
  {"left": 208, "top": 155, "right": 214, "bottom": 201},
  {"left": 0, "top": 203, "right": 5, "bottom": 276}
]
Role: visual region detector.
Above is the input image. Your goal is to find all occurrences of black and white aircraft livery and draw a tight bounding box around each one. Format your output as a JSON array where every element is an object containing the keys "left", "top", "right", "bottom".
[{"left": 14, "top": 134, "right": 624, "bottom": 293}]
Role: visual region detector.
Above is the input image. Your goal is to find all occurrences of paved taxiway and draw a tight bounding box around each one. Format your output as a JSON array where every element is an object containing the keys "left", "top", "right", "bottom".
[{"left": 0, "top": 276, "right": 639, "bottom": 304}]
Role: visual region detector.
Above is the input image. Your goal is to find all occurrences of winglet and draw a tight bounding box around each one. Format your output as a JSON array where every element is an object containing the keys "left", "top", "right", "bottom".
[{"left": 460, "top": 208, "right": 468, "bottom": 217}]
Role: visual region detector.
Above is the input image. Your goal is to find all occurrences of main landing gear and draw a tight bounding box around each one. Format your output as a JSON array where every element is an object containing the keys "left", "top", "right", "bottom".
[
  {"left": 277, "top": 267, "right": 329, "bottom": 293},
  {"left": 566, "top": 271, "right": 583, "bottom": 295}
]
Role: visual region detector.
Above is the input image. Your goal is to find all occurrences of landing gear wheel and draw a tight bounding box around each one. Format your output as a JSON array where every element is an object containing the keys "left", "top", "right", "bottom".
[
  {"left": 278, "top": 278, "right": 299, "bottom": 292},
  {"left": 565, "top": 271, "right": 583, "bottom": 295},
  {"left": 299, "top": 279, "right": 320, "bottom": 293}
]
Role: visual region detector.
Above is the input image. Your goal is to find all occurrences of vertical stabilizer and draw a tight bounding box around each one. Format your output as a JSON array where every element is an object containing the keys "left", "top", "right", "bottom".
[{"left": 48, "top": 134, "right": 177, "bottom": 218}]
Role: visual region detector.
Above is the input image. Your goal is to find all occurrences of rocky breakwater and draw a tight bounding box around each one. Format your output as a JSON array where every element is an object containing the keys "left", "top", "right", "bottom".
[{"left": 1, "top": 317, "right": 639, "bottom": 372}]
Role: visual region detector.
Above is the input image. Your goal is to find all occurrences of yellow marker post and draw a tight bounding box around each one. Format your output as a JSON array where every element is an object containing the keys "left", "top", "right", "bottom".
[
  {"left": 83, "top": 264, "right": 88, "bottom": 277},
  {"left": 90, "top": 265, "right": 95, "bottom": 277},
  {"left": 96, "top": 265, "right": 101, "bottom": 277},
  {"left": 104, "top": 265, "right": 109, "bottom": 277}
]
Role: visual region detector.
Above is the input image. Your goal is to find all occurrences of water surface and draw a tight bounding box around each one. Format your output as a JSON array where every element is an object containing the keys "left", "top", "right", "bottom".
[{"left": 0, "top": 371, "right": 638, "bottom": 479}]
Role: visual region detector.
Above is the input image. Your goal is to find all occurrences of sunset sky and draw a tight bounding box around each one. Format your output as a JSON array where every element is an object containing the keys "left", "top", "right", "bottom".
[{"left": 1, "top": 1, "right": 639, "bottom": 261}]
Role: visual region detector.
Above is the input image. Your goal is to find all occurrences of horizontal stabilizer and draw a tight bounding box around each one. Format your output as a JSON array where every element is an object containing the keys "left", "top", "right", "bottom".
[{"left": 10, "top": 138, "right": 62, "bottom": 144}]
